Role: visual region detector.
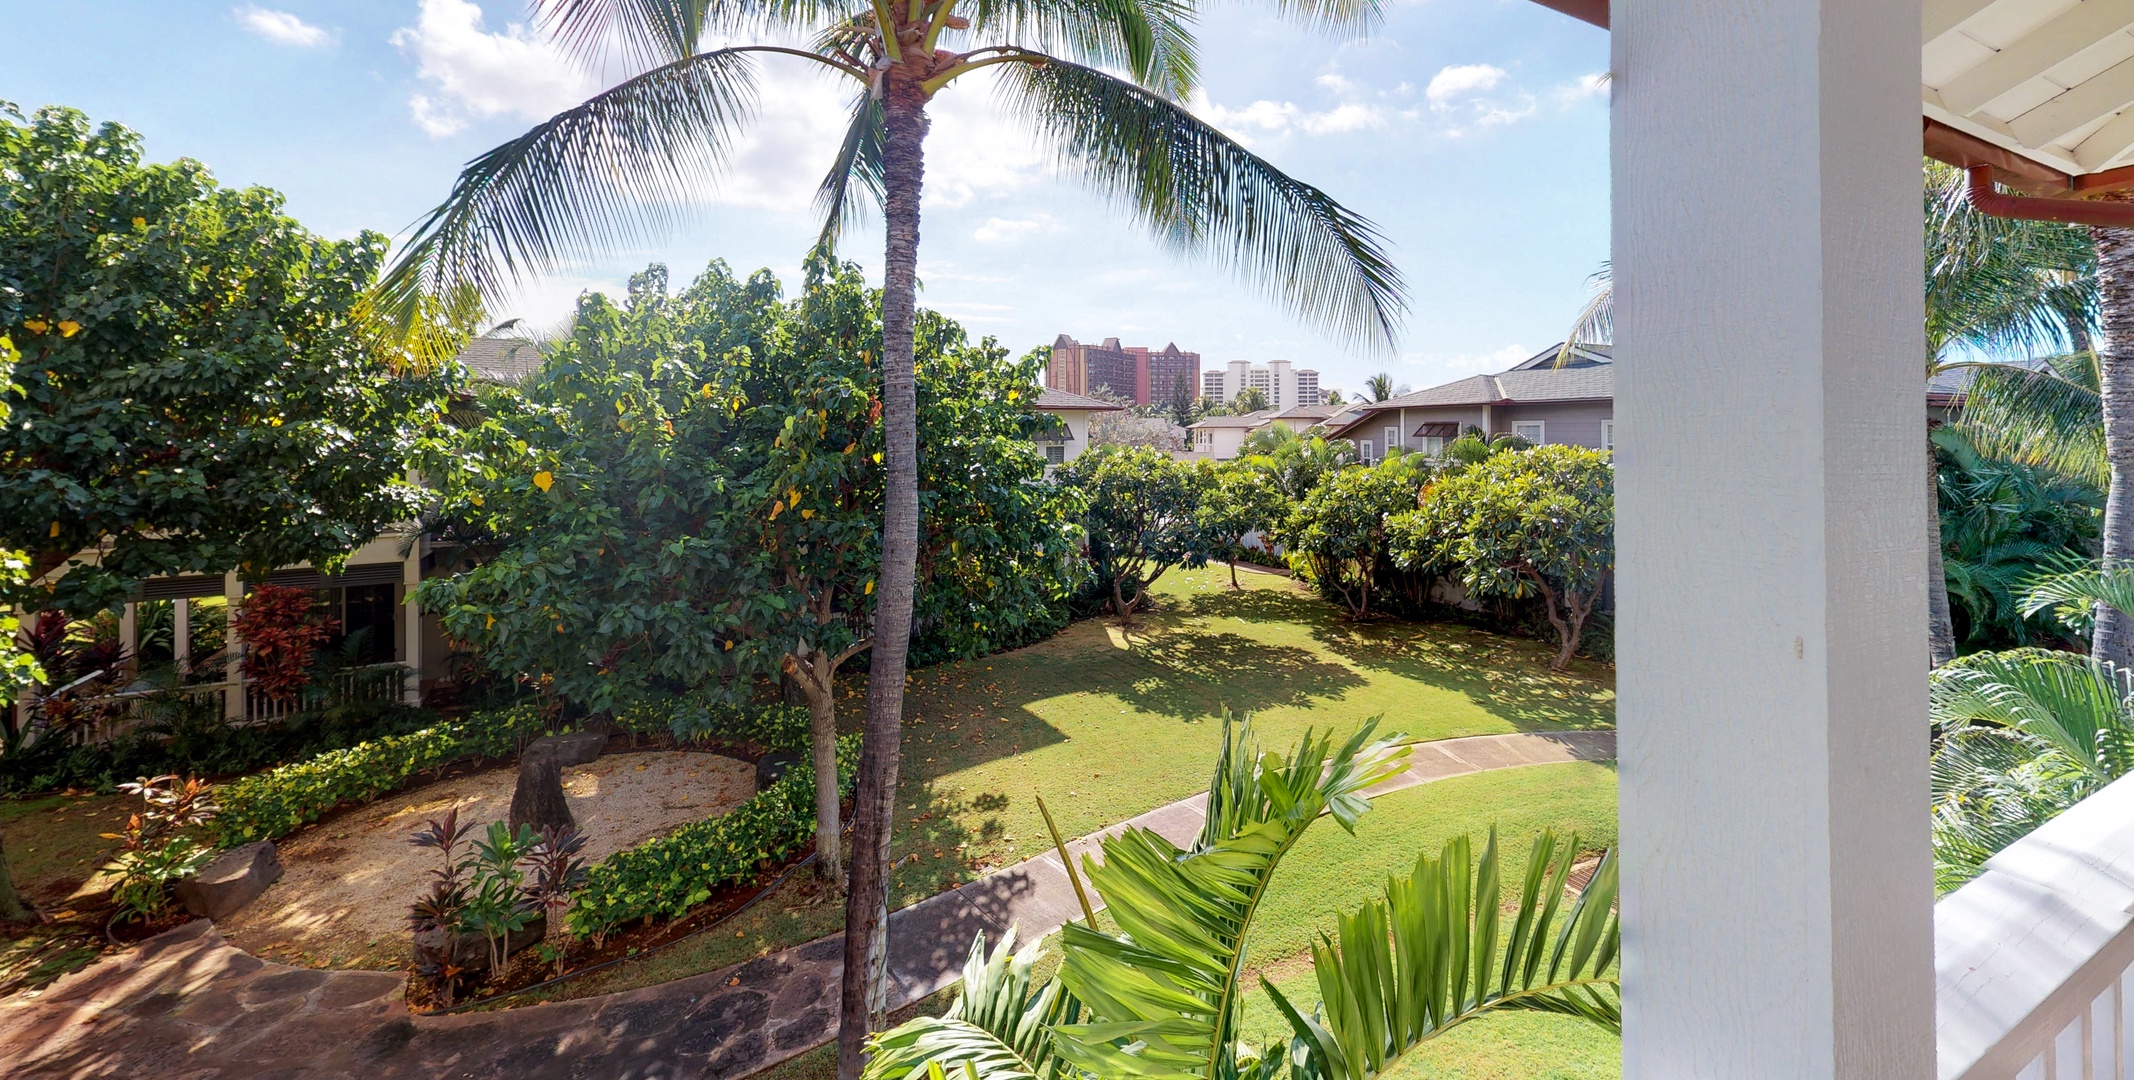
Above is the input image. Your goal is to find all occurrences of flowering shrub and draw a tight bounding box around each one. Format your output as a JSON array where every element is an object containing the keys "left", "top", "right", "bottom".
[
  {"left": 568, "top": 733, "right": 859, "bottom": 940},
  {"left": 210, "top": 705, "right": 545, "bottom": 846},
  {"left": 103, "top": 774, "right": 218, "bottom": 921},
  {"left": 232, "top": 584, "right": 337, "bottom": 702}
]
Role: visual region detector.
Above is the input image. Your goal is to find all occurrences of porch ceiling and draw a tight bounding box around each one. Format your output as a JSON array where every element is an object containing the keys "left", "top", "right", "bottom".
[{"left": 1527, "top": 0, "right": 2134, "bottom": 193}]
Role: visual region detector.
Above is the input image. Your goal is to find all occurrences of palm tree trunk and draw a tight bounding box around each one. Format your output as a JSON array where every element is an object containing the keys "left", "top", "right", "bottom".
[
  {"left": 838, "top": 74, "right": 927, "bottom": 1080},
  {"left": 1927, "top": 443, "right": 1957, "bottom": 666},
  {"left": 2092, "top": 223, "right": 2134, "bottom": 670}
]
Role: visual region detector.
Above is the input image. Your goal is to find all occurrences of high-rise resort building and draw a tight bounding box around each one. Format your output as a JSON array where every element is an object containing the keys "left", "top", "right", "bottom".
[
  {"left": 1208, "top": 360, "right": 1324, "bottom": 408},
  {"left": 1046, "top": 335, "right": 1201, "bottom": 406}
]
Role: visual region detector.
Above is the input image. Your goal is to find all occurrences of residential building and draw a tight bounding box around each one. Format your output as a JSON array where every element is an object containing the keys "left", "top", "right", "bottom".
[
  {"left": 1326, "top": 344, "right": 1613, "bottom": 462},
  {"left": 1201, "top": 369, "right": 1224, "bottom": 399},
  {"left": 1184, "top": 404, "right": 1341, "bottom": 460},
  {"left": 1210, "top": 359, "right": 1324, "bottom": 407},
  {"left": 1046, "top": 335, "right": 1199, "bottom": 406},
  {"left": 1029, "top": 387, "right": 1122, "bottom": 470}
]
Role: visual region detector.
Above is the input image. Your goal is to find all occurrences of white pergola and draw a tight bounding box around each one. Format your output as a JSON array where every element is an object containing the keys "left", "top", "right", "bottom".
[{"left": 1518, "top": 1, "right": 2134, "bottom": 1077}]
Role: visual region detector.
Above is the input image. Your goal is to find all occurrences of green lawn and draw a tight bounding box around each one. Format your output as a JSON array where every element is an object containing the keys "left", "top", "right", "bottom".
[{"left": 534, "top": 566, "right": 1614, "bottom": 1002}]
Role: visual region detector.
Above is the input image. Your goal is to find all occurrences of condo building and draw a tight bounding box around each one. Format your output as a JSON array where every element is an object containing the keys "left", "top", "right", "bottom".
[{"left": 1208, "top": 360, "right": 1323, "bottom": 408}]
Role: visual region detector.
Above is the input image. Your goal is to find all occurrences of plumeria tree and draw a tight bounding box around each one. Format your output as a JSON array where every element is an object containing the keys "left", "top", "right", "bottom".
[{"left": 377, "top": 3, "right": 1404, "bottom": 1063}]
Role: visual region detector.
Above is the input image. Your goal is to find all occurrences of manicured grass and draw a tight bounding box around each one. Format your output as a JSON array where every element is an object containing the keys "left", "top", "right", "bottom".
[
  {"left": 0, "top": 792, "right": 127, "bottom": 913},
  {"left": 533, "top": 566, "right": 1613, "bottom": 1002}
]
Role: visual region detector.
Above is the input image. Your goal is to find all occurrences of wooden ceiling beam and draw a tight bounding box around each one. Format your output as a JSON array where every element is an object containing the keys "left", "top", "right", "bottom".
[
  {"left": 1923, "top": 117, "right": 2075, "bottom": 194},
  {"left": 1925, "top": 0, "right": 2000, "bottom": 42},
  {"left": 1940, "top": 0, "right": 2134, "bottom": 116}
]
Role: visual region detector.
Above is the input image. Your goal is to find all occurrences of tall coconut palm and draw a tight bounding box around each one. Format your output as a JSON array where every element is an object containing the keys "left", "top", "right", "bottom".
[{"left": 376, "top": 2, "right": 1405, "bottom": 1071}]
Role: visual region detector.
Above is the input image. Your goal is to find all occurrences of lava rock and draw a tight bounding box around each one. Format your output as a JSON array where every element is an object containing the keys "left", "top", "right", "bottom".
[
  {"left": 527, "top": 730, "right": 606, "bottom": 767},
  {"left": 756, "top": 752, "right": 802, "bottom": 792},
  {"left": 175, "top": 841, "right": 282, "bottom": 921},
  {"left": 510, "top": 749, "right": 576, "bottom": 835}
]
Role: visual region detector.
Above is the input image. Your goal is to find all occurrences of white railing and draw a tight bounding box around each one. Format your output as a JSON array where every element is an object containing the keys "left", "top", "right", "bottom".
[
  {"left": 1937, "top": 772, "right": 2134, "bottom": 1079},
  {"left": 245, "top": 662, "right": 409, "bottom": 722},
  {"left": 15, "top": 663, "right": 412, "bottom": 746}
]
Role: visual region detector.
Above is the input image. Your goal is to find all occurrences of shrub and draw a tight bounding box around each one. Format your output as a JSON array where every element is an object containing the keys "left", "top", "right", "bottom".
[
  {"left": 1278, "top": 456, "right": 1432, "bottom": 619},
  {"left": 233, "top": 584, "right": 338, "bottom": 702},
  {"left": 209, "top": 705, "right": 547, "bottom": 847},
  {"left": 103, "top": 774, "right": 218, "bottom": 922},
  {"left": 616, "top": 692, "right": 811, "bottom": 753},
  {"left": 568, "top": 733, "right": 861, "bottom": 939}
]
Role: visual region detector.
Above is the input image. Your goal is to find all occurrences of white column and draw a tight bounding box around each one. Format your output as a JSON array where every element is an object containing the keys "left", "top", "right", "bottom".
[
  {"left": 117, "top": 602, "right": 137, "bottom": 676},
  {"left": 173, "top": 598, "right": 190, "bottom": 676},
  {"left": 401, "top": 540, "right": 424, "bottom": 705},
  {"left": 223, "top": 573, "right": 244, "bottom": 721},
  {"left": 1614, "top": 0, "right": 1932, "bottom": 1077}
]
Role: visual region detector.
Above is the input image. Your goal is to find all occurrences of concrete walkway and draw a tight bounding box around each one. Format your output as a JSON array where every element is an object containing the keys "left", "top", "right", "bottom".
[{"left": 0, "top": 730, "right": 1614, "bottom": 1080}]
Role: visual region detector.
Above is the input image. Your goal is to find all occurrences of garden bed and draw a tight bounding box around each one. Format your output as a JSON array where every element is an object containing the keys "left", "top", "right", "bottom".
[{"left": 220, "top": 748, "right": 757, "bottom": 970}]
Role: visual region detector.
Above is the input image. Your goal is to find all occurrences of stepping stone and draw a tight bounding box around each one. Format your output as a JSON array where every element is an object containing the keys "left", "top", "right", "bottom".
[{"left": 176, "top": 841, "right": 282, "bottom": 921}]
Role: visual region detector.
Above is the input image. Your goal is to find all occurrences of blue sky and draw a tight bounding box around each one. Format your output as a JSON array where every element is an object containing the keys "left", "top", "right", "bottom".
[{"left": 0, "top": 0, "right": 1609, "bottom": 397}]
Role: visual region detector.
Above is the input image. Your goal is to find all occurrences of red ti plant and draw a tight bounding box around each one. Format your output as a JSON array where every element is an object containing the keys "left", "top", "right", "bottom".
[
  {"left": 523, "top": 826, "right": 588, "bottom": 977},
  {"left": 232, "top": 584, "right": 337, "bottom": 702},
  {"left": 408, "top": 809, "right": 473, "bottom": 1005}
]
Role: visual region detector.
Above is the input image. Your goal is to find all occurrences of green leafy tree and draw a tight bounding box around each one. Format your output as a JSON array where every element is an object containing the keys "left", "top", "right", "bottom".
[
  {"left": 373, "top": 2, "right": 1405, "bottom": 1054},
  {"left": 1279, "top": 456, "right": 1426, "bottom": 619},
  {"left": 0, "top": 104, "right": 446, "bottom": 615},
  {"left": 861, "top": 721, "right": 1620, "bottom": 1080},
  {"left": 1232, "top": 386, "right": 1270, "bottom": 414},
  {"left": 1196, "top": 460, "right": 1287, "bottom": 588},
  {"left": 1393, "top": 446, "right": 1614, "bottom": 670},
  {"left": 0, "top": 545, "right": 42, "bottom": 924},
  {"left": 423, "top": 259, "right": 1075, "bottom": 877},
  {"left": 1065, "top": 446, "right": 1211, "bottom": 620}
]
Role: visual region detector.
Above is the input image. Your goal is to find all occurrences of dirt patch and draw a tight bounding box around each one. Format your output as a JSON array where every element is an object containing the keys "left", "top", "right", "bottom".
[{"left": 218, "top": 750, "right": 756, "bottom": 969}]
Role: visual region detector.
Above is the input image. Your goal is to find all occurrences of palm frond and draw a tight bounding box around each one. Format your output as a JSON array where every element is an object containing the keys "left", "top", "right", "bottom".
[
  {"left": 1929, "top": 649, "right": 2134, "bottom": 782},
  {"left": 865, "top": 929, "right": 1081, "bottom": 1080},
  {"left": 376, "top": 48, "right": 761, "bottom": 365},
  {"left": 1271, "top": 830, "right": 1619, "bottom": 1080},
  {"left": 815, "top": 90, "right": 887, "bottom": 252},
  {"left": 965, "top": 0, "right": 1200, "bottom": 99},
  {"left": 998, "top": 56, "right": 1405, "bottom": 352},
  {"left": 1956, "top": 352, "right": 2105, "bottom": 489},
  {"left": 1049, "top": 719, "right": 1406, "bottom": 1080},
  {"left": 536, "top": 0, "right": 839, "bottom": 67},
  {"left": 2020, "top": 555, "right": 2134, "bottom": 633},
  {"left": 1931, "top": 723, "right": 2092, "bottom": 892},
  {"left": 1924, "top": 160, "right": 2097, "bottom": 361},
  {"left": 1556, "top": 260, "right": 1610, "bottom": 366}
]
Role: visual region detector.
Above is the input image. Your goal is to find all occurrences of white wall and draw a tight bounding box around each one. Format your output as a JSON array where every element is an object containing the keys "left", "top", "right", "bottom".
[{"left": 1615, "top": 0, "right": 1933, "bottom": 1076}]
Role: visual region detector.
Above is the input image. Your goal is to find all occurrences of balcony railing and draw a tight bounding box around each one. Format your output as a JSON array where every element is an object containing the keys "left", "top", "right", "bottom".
[
  {"left": 17, "top": 662, "right": 412, "bottom": 748},
  {"left": 1937, "top": 771, "right": 2134, "bottom": 1079}
]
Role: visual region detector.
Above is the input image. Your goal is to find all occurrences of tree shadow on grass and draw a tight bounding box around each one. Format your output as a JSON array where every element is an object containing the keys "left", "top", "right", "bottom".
[
  {"left": 1308, "top": 619, "right": 1615, "bottom": 731},
  {"left": 1109, "top": 631, "right": 1366, "bottom": 719}
]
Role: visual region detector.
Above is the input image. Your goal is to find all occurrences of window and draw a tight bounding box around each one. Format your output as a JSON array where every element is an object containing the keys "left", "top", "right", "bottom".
[
  {"left": 1045, "top": 443, "right": 1066, "bottom": 465},
  {"left": 1513, "top": 420, "right": 1545, "bottom": 444},
  {"left": 1384, "top": 425, "right": 1400, "bottom": 452},
  {"left": 1600, "top": 419, "right": 1614, "bottom": 451},
  {"left": 1359, "top": 439, "right": 1374, "bottom": 463},
  {"left": 1421, "top": 437, "right": 1446, "bottom": 456}
]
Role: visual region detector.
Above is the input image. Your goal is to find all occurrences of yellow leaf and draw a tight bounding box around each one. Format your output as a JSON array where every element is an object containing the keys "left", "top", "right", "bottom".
[
  {"left": 700, "top": 383, "right": 713, "bottom": 398},
  {"left": 48, "top": 521, "right": 59, "bottom": 538},
  {"left": 723, "top": 640, "right": 733, "bottom": 651},
  {"left": 769, "top": 501, "right": 784, "bottom": 520},
  {"left": 787, "top": 488, "right": 799, "bottom": 504},
  {"left": 801, "top": 508, "right": 815, "bottom": 520},
  {"left": 533, "top": 470, "right": 554, "bottom": 492},
  {"left": 872, "top": 452, "right": 884, "bottom": 464},
  {"left": 21, "top": 319, "right": 46, "bottom": 334},
  {"left": 865, "top": 579, "right": 875, "bottom": 595},
  {"left": 485, "top": 615, "right": 495, "bottom": 629},
  {"left": 556, "top": 623, "right": 565, "bottom": 633},
  {"left": 844, "top": 443, "right": 856, "bottom": 454},
  {"left": 470, "top": 494, "right": 484, "bottom": 507},
  {"left": 131, "top": 216, "right": 146, "bottom": 229},
  {"left": 57, "top": 320, "right": 79, "bottom": 338}
]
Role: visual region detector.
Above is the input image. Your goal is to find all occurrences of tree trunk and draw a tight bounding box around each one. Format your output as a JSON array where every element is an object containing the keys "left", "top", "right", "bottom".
[
  {"left": 1228, "top": 554, "right": 1239, "bottom": 588},
  {"left": 509, "top": 749, "right": 574, "bottom": 836},
  {"left": 1926, "top": 441, "right": 1957, "bottom": 667},
  {"left": 838, "top": 72, "right": 928, "bottom": 1080},
  {"left": 793, "top": 654, "right": 844, "bottom": 882},
  {"left": 2093, "top": 222, "right": 2134, "bottom": 670},
  {"left": 0, "top": 830, "right": 37, "bottom": 925}
]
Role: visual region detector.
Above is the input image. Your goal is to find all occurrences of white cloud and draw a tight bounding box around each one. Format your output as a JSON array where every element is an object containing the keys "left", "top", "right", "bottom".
[
  {"left": 1426, "top": 64, "right": 1508, "bottom": 111},
  {"left": 233, "top": 5, "right": 330, "bottom": 47},
  {"left": 390, "top": 0, "right": 595, "bottom": 138},
  {"left": 972, "top": 214, "right": 1064, "bottom": 243},
  {"left": 1196, "top": 96, "right": 1387, "bottom": 140},
  {"left": 1554, "top": 72, "right": 1610, "bottom": 106},
  {"left": 1403, "top": 343, "right": 1532, "bottom": 384}
]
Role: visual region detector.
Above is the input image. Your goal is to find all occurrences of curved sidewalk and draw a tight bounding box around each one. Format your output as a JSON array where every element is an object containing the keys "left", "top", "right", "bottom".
[{"left": 0, "top": 729, "right": 1614, "bottom": 1080}]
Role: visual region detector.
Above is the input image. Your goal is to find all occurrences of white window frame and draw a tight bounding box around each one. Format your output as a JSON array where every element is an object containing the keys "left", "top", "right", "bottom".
[
  {"left": 1359, "top": 439, "right": 1375, "bottom": 463},
  {"left": 1045, "top": 443, "right": 1066, "bottom": 465},
  {"left": 1513, "top": 420, "right": 1546, "bottom": 444},
  {"left": 1384, "top": 425, "right": 1401, "bottom": 451},
  {"left": 1421, "top": 436, "right": 1446, "bottom": 456},
  {"left": 1600, "top": 419, "right": 1614, "bottom": 451}
]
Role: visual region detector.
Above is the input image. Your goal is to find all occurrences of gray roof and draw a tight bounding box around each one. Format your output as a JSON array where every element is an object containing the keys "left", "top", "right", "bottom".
[
  {"left": 1264, "top": 403, "right": 1338, "bottom": 421},
  {"left": 1370, "top": 353, "right": 1613, "bottom": 411},
  {"left": 1190, "top": 411, "right": 1272, "bottom": 429},
  {"left": 455, "top": 336, "right": 545, "bottom": 386},
  {"left": 1034, "top": 388, "right": 1124, "bottom": 411}
]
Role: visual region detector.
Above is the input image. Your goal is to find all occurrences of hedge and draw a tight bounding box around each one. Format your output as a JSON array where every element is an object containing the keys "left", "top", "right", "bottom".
[
  {"left": 616, "top": 691, "right": 809, "bottom": 753},
  {"left": 568, "top": 733, "right": 861, "bottom": 939},
  {"left": 209, "top": 704, "right": 548, "bottom": 847}
]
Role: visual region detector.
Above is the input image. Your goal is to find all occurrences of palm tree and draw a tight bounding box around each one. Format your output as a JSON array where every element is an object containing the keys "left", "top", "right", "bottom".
[
  {"left": 1364, "top": 372, "right": 1395, "bottom": 402},
  {"left": 1233, "top": 386, "right": 1270, "bottom": 413},
  {"left": 376, "top": 3, "right": 1405, "bottom": 1068},
  {"left": 862, "top": 719, "right": 1620, "bottom": 1080}
]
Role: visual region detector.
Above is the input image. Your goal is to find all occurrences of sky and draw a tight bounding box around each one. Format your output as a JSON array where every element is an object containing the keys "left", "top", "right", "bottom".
[{"left": 0, "top": 0, "right": 1610, "bottom": 398}]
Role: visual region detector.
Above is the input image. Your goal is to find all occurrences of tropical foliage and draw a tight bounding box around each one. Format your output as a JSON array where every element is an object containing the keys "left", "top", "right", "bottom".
[
  {"left": 1392, "top": 446, "right": 1615, "bottom": 670},
  {"left": 1196, "top": 461, "right": 1288, "bottom": 589},
  {"left": 1934, "top": 427, "right": 2098, "bottom": 652},
  {"left": 0, "top": 104, "right": 450, "bottom": 615},
  {"left": 862, "top": 720, "right": 1620, "bottom": 1080},
  {"left": 1064, "top": 446, "right": 1212, "bottom": 619},
  {"left": 1280, "top": 456, "right": 1431, "bottom": 620}
]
